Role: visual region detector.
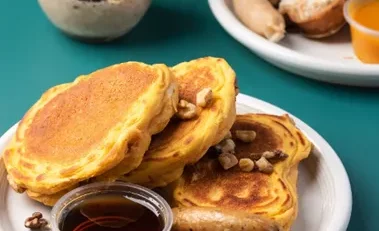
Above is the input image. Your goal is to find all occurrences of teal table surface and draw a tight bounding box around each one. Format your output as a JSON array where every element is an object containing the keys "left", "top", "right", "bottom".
[{"left": 1, "top": 0, "right": 378, "bottom": 230}]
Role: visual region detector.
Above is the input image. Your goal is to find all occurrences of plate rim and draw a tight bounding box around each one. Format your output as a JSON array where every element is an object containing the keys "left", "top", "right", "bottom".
[
  {"left": 208, "top": 0, "right": 379, "bottom": 86},
  {"left": 0, "top": 94, "right": 352, "bottom": 231}
]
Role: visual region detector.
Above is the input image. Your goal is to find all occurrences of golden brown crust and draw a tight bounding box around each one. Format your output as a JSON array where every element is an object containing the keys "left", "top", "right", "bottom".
[
  {"left": 96, "top": 75, "right": 179, "bottom": 182},
  {"left": 26, "top": 187, "right": 75, "bottom": 207},
  {"left": 172, "top": 114, "right": 312, "bottom": 231},
  {"left": 24, "top": 64, "right": 156, "bottom": 164}
]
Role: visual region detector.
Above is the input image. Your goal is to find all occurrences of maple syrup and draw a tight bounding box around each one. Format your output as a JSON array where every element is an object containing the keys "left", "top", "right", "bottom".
[{"left": 59, "top": 193, "right": 163, "bottom": 231}]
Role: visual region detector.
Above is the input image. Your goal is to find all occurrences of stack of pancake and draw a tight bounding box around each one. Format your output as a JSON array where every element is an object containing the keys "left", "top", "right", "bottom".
[
  {"left": 2, "top": 57, "right": 237, "bottom": 206},
  {"left": 2, "top": 56, "right": 311, "bottom": 230},
  {"left": 107, "top": 57, "right": 237, "bottom": 187}
]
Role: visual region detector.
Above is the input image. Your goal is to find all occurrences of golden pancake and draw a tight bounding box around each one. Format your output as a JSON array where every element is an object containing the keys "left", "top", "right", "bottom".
[
  {"left": 113, "top": 57, "right": 237, "bottom": 187},
  {"left": 3, "top": 62, "right": 178, "bottom": 196},
  {"left": 26, "top": 186, "right": 74, "bottom": 206},
  {"left": 23, "top": 125, "right": 153, "bottom": 206},
  {"left": 25, "top": 120, "right": 156, "bottom": 206},
  {"left": 173, "top": 114, "right": 312, "bottom": 230},
  {"left": 95, "top": 78, "right": 179, "bottom": 181}
]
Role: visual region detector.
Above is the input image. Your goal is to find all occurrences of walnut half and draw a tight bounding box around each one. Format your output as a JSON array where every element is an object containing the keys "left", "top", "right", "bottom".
[
  {"left": 196, "top": 88, "right": 213, "bottom": 108},
  {"left": 235, "top": 130, "right": 256, "bottom": 143},
  {"left": 262, "top": 150, "right": 289, "bottom": 162},
  {"left": 239, "top": 158, "right": 255, "bottom": 172},
  {"left": 255, "top": 157, "right": 274, "bottom": 174},
  {"left": 176, "top": 100, "right": 198, "bottom": 120},
  {"left": 218, "top": 153, "right": 238, "bottom": 170},
  {"left": 24, "top": 212, "right": 48, "bottom": 230},
  {"left": 215, "top": 138, "right": 236, "bottom": 154}
]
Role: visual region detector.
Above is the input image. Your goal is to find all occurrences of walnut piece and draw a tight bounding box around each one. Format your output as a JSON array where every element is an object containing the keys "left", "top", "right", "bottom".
[
  {"left": 25, "top": 212, "right": 48, "bottom": 230},
  {"left": 255, "top": 157, "right": 274, "bottom": 174},
  {"left": 178, "top": 99, "right": 188, "bottom": 108},
  {"left": 39, "top": 218, "right": 49, "bottom": 228},
  {"left": 262, "top": 151, "right": 276, "bottom": 159},
  {"left": 218, "top": 153, "right": 238, "bottom": 170},
  {"left": 24, "top": 218, "right": 39, "bottom": 229},
  {"left": 31, "top": 212, "right": 43, "bottom": 219},
  {"left": 7, "top": 174, "right": 26, "bottom": 193},
  {"left": 216, "top": 138, "right": 236, "bottom": 154},
  {"left": 176, "top": 99, "right": 198, "bottom": 120},
  {"left": 262, "top": 150, "right": 289, "bottom": 162},
  {"left": 239, "top": 158, "right": 255, "bottom": 172},
  {"left": 235, "top": 130, "right": 256, "bottom": 143},
  {"left": 196, "top": 88, "right": 213, "bottom": 108}
]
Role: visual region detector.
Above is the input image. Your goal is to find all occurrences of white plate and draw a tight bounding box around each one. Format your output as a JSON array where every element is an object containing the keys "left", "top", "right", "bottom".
[
  {"left": 209, "top": 0, "right": 379, "bottom": 87},
  {"left": 0, "top": 94, "right": 352, "bottom": 231}
]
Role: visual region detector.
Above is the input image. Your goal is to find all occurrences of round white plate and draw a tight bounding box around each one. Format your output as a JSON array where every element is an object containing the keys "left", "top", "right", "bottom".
[
  {"left": 209, "top": 0, "right": 379, "bottom": 87},
  {"left": 0, "top": 94, "right": 352, "bottom": 231}
]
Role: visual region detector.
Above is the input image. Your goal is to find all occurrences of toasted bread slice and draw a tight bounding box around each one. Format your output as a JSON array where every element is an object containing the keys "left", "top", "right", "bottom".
[
  {"left": 279, "top": 0, "right": 345, "bottom": 38},
  {"left": 173, "top": 114, "right": 312, "bottom": 230}
]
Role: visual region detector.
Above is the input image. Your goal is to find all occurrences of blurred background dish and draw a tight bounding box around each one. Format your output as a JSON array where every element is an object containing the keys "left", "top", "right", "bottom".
[
  {"left": 38, "top": 0, "right": 151, "bottom": 43},
  {"left": 209, "top": 0, "right": 379, "bottom": 87}
]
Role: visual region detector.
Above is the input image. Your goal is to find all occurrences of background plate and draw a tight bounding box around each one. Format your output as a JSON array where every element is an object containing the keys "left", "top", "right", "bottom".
[
  {"left": 0, "top": 94, "right": 352, "bottom": 231},
  {"left": 209, "top": 0, "right": 379, "bottom": 87}
]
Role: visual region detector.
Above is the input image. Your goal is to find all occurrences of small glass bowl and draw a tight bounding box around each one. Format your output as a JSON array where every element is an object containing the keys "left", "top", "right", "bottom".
[
  {"left": 50, "top": 182, "right": 173, "bottom": 231},
  {"left": 343, "top": 0, "right": 379, "bottom": 63}
]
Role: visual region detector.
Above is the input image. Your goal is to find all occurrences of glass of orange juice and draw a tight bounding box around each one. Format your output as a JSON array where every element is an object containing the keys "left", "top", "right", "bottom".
[{"left": 344, "top": 0, "right": 379, "bottom": 64}]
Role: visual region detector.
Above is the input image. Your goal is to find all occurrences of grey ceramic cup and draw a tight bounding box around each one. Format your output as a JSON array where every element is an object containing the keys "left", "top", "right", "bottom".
[{"left": 38, "top": 0, "right": 151, "bottom": 42}]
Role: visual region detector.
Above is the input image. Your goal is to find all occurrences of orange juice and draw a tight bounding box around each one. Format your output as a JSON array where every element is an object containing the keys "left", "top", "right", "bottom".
[{"left": 344, "top": 0, "right": 379, "bottom": 63}]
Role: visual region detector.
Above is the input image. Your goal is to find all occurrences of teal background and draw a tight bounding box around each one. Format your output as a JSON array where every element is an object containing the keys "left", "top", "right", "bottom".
[{"left": 1, "top": 0, "right": 378, "bottom": 230}]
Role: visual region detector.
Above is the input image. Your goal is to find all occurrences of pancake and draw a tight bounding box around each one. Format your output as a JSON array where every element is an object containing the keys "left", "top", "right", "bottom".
[
  {"left": 172, "top": 114, "right": 312, "bottom": 230},
  {"left": 26, "top": 186, "right": 74, "bottom": 206},
  {"left": 95, "top": 77, "right": 179, "bottom": 181},
  {"left": 23, "top": 125, "right": 152, "bottom": 206},
  {"left": 3, "top": 61, "right": 178, "bottom": 197},
  {"left": 25, "top": 118, "right": 156, "bottom": 206},
  {"left": 113, "top": 57, "right": 237, "bottom": 187}
]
